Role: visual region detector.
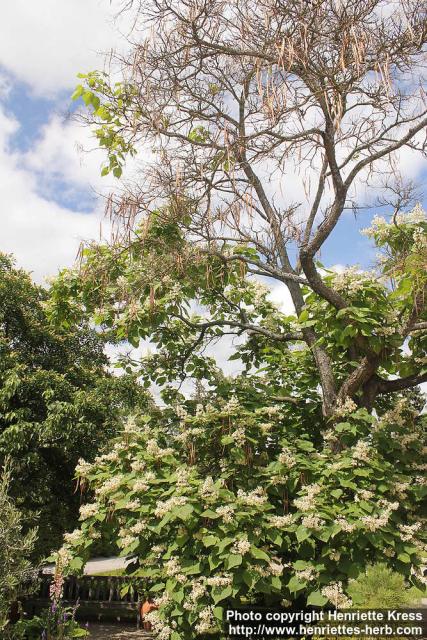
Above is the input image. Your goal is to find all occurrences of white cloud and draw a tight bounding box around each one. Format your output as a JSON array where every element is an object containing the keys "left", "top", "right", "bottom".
[
  {"left": 0, "top": 0, "right": 129, "bottom": 96},
  {"left": 0, "top": 106, "right": 105, "bottom": 283}
]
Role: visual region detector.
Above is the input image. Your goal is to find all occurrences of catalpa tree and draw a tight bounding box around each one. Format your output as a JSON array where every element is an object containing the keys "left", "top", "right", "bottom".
[{"left": 50, "top": 0, "right": 427, "bottom": 636}]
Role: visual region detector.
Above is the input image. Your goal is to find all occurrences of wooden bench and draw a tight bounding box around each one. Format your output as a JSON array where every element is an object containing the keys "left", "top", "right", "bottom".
[{"left": 23, "top": 574, "right": 143, "bottom": 627}]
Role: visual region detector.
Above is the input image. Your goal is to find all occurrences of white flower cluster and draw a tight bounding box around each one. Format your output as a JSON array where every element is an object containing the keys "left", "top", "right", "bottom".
[
  {"left": 278, "top": 447, "right": 296, "bottom": 468},
  {"left": 206, "top": 573, "right": 233, "bottom": 587},
  {"left": 95, "top": 450, "right": 121, "bottom": 464},
  {"left": 75, "top": 458, "right": 92, "bottom": 477},
  {"left": 153, "top": 591, "right": 172, "bottom": 607},
  {"left": 253, "top": 559, "right": 284, "bottom": 578},
  {"left": 95, "top": 475, "right": 124, "bottom": 497},
  {"left": 124, "top": 415, "right": 141, "bottom": 433},
  {"left": 195, "top": 606, "right": 216, "bottom": 634},
  {"left": 175, "top": 405, "right": 188, "bottom": 420},
  {"left": 411, "top": 565, "right": 427, "bottom": 587},
  {"left": 398, "top": 522, "right": 422, "bottom": 542},
  {"left": 183, "top": 580, "right": 207, "bottom": 611},
  {"left": 295, "top": 567, "right": 318, "bottom": 582},
  {"left": 329, "top": 551, "right": 341, "bottom": 562},
  {"left": 145, "top": 610, "right": 175, "bottom": 640},
  {"left": 301, "top": 515, "right": 325, "bottom": 530},
  {"left": 355, "top": 489, "right": 373, "bottom": 501},
  {"left": 175, "top": 466, "right": 192, "bottom": 488},
  {"left": 215, "top": 505, "right": 235, "bottom": 523},
  {"left": 152, "top": 544, "right": 166, "bottom": 556},
  {"left": 232, "top": 536, "right": 251, "bottom": 555},
  {"left": 63, "top": 529, "right": 82, "bottom": 545},
  {"left": 379, "top": 399, "right": 408, "bottom": 428},
  {"left": 352, "top": 440, "right": 370, "bottom": 464},
  {"left": 321, "top": 582, "right": 352, "bottom": 609},
  {"left": 55, "top": 546, "right": 72, "bottom": 569},
  {"left": 250, "top": 281, "right": 270, "bottom": 306},
  {"left": 333, "top": 267, "right": 377, "bottom": 294},
  {"left": 294, "top": 484, "right": 322, "bottom": 512},
  {"left": 146, "top": 439, "right": 174, "bottom": 458},
  {"left": 200, "top": 476, "right": 219, "bottom": 500},
  {"left": 118, "top": 534, "right": 137, "bottom": 548},
  {"left": 224, "top": 396, "right": 240, "bottom": 413},
  {"left": 131, "top": 459, "right": 146, "bottom": 473},
  {"left": 124, "top": 499, "right": 141, "bottom": 511},
  {"left": 334, "top": 516, "right": 356, "bottom": 533},
  {"left": 79, "top": 502, "right": 99, "bottom": 519},
  {"left": 155, "top": 496, "right": 188, "bottom": 518},
  {"left": 231, "top": 427, "right": 246, "bottom": 446},
  {"left": 164, "top": 557, "right": 187, "bottom": 583},
  {"left": 268, "top": 560, "right": 284, "bottom": 577},
  {"left": 133, "top": 479, "right": 149, "bottom": 492},
  {"left": 361, "top": 205, "right": 425, "bottom": 240},
  {"left": 393, "top": 481, "right": 410, "bottom": 498},
  {"left": 334, "top": 397, "right": 358, "bottom": 417},
  {"left": 130, "top": 521, "right": 146, "bottom": 534},
  {"left": 237, "top": 487, "right": 267, "bottom": 507},
  {"left": 361, "top": 511, "right": 390, "bottom": 532},
  {"left": 269, "top": 514, "right": 293, "bottom": 528}
]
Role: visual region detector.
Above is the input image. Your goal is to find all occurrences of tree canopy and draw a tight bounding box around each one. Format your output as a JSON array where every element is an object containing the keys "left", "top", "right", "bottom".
[
  {"left": 47, "top": 0, "right": 427, "bottom": 637},
  {"left": 61, "top": 0, "right": 427, "bottom": 417},
  {"left": 0, "top": 253, "right": 154, "bottom": 556}
]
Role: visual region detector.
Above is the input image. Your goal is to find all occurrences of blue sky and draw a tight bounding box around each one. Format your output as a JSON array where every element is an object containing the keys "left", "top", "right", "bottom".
[{"left": 0, "top": 1, "right": 425, "bottom": 285}]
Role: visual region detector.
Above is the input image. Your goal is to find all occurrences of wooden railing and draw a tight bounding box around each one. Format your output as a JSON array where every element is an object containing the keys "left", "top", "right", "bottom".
[
  {"left": 24, "top": 574, "right": 143, "bottom": 625},
  {"left": 37, "top": 574, "right": 140, "bottom": 603}
]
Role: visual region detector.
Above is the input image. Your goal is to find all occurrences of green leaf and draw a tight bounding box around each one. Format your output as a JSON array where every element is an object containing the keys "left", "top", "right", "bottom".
[
  {"left": 202, "top": 535, "right": 218, "bottom": 547},
  {"left": 213, "top": 606, "right": 224, "bottom": 621},
  {"left": 71, "top": 85, "right": 84, "bottom": 101},
  {"left": 201, "top": 509, "right": 220, "bottom": 519},
  {"left": 296, "top": 525, "right": 310, "bottom": 542},
  {"left": 251, "top": 546, "right": 270, "bottom": 561},
  {"left": 397, "top": 553, "right": 411, "bottom": 563},
  {"left": 225, "top": 554, "right": 243, "bottom": 569},
  {"left": 176, "top": 504, "right": 194, "bottom": 520},
  {"left": 288, "top": 576, "right": 306, "bottom": 593},
  {"left": 71, "top": 630, "right": 89, "bottom": 638},
  {"left": 307, "top": 591, "right": 328, "bottom": 606},
  {"left": 212, "top": 584, "right": 232, "bottom": 603}
]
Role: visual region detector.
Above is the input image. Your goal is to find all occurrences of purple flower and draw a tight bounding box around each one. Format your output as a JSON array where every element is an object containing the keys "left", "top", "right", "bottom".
[{"left": 63, "top": 612, "right": 68, "bottom": 621}]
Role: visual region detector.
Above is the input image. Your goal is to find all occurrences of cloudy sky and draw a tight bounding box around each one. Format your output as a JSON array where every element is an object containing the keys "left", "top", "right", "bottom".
[{"left": 1, "top": 0, "right": 426, "bottom": 285}]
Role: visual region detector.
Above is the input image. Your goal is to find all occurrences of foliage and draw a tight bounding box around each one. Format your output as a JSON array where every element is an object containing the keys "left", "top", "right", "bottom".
[
  {"left": 48, "top": 209, "right": 427, "bottom": 412},
  {"left": 17, "top": 553, "right": 89, "bottom": 640},
  {"left": 0, "top": 459, "right": 37, "bottom": 639},
  {"left": 49, "top": 1, "right": 427, "bottom": 636},
  {"left": 0, "top": 253, "right": 155, "bottom": 556},
  {"left": 56, "top": 396, "right": 426, "bottom": 638},
  {"left": 347, "top": 563, "right": 416, "bottom": 609},
  {"left": 68, "top": 0, "right": 427, "bottom": 420}
]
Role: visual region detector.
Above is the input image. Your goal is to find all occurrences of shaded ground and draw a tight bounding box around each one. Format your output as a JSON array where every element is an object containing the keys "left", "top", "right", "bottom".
[{"left": 87, "top": 623, "right": 152, "bottom": 639}]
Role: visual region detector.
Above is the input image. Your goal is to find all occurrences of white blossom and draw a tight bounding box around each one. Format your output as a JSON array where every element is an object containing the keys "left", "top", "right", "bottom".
[
  {"left": 232, "top": 536, "right": 251, "bottom": 555},
  {"left": 278, "top": 447, "right": 296, "bottom": 468},
  {"left": 321, "top": 582, "right": 352, "bottom": 608},
  {"left": 155, "top": 496, "right": 188, "bottom": 518},
  {"left": 79, "top": 502, "right": 99, "bottom": 519},
  {"left": 268, "top": 514, "right": 293, "bottom": 528},
  {"left": 215, "top": 505, "right": 235, "bottom": 523}
]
